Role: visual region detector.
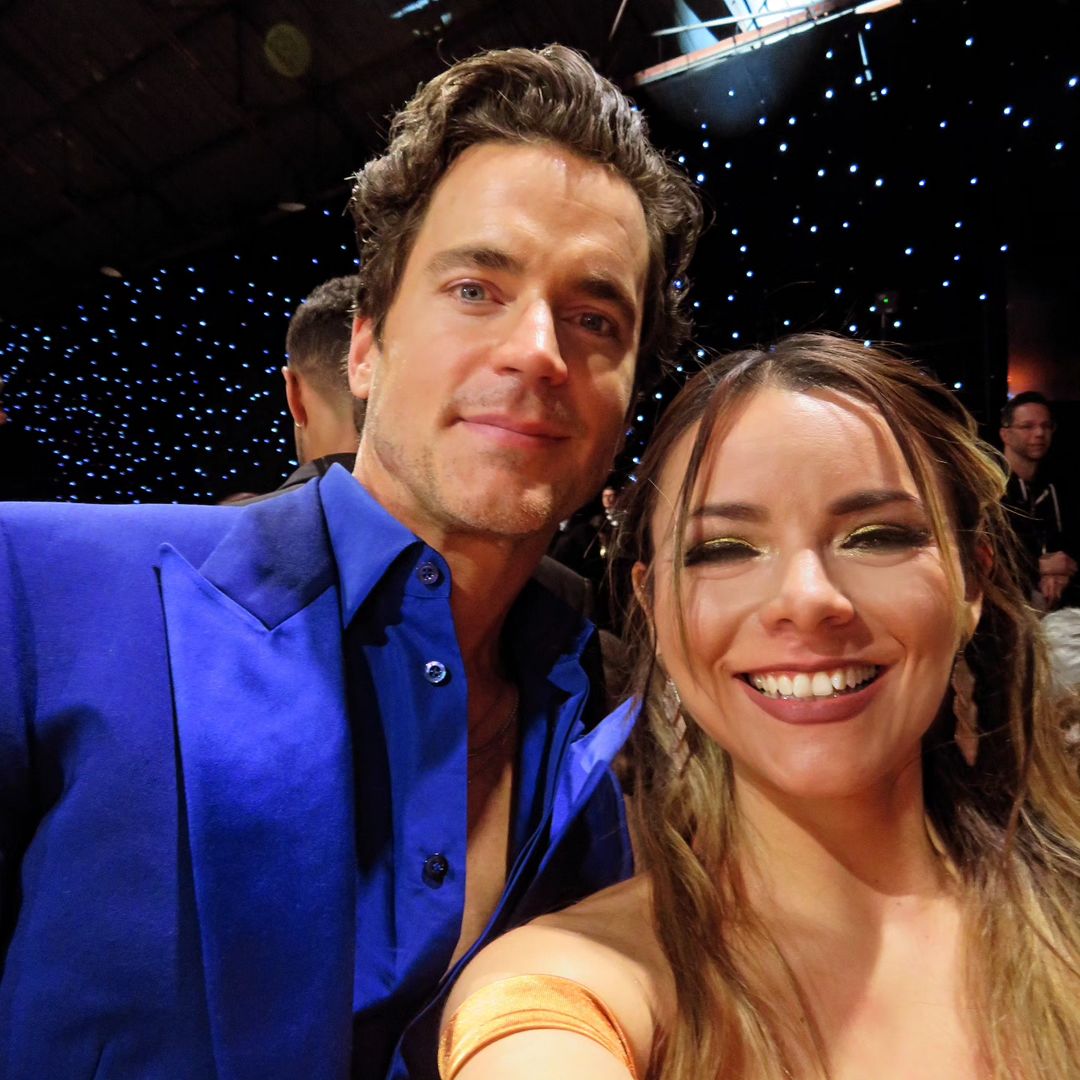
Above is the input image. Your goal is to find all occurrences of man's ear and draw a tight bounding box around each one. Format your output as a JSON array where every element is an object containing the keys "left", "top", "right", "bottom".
[
  {"left": 282, "top": 366, "right": 307, "bottom": 427},
  {"left": 348, "top": 316, "right": 379, "bottom": 401}
]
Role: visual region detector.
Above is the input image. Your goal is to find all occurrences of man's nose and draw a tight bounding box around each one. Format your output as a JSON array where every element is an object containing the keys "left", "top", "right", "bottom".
[
  {"left": 758, "top": 548, "right": 855, "bottom": 634},
  {"left": 494, "top": 299, "right": 568, "bottom": 386}
]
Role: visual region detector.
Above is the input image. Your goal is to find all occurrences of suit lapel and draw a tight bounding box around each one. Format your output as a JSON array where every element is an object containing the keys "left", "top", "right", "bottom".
[{"left": 159, "top": 483, "right": 354, "bottom": 1080}]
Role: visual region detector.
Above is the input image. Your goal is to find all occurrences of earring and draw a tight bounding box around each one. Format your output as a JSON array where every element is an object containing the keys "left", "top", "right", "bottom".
[
  {"left": 660, "top": 676, "right": 691, "bottom": 773},
  {"left": 951, "top": 653, "right": 978, "bottom": 767},
  {"left": 662, "top": 676, "right": 682, "bottom": 723}
]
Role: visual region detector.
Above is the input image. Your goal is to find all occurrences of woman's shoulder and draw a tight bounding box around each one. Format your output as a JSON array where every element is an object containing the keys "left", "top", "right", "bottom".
[{"left": 444, "top": 874, "right": 669, "bottom": 1073}]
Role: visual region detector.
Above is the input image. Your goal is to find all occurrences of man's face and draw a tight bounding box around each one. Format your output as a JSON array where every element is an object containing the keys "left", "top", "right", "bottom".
[
  {"left": 1001, "top": 402, "right": 1054, "bottom": 465},
  {"left": 601, "top": 487, "right": 618, "bottom": 511},
  {"left": 349, "top": 140, "right": 648, "bottom": 542}
]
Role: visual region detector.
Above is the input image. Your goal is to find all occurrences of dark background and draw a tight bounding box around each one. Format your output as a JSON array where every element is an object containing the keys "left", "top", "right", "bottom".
[{"left": 1, "top": 0, "right": 1077, "bottom": 504}]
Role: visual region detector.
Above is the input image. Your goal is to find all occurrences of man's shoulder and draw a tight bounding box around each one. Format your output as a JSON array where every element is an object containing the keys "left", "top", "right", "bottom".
[
  {"left": 0, "top": 488, "right": 324, "bottom": 578},
  {"left": 0, "top": 498, "right": 235, "bottom": 551}
]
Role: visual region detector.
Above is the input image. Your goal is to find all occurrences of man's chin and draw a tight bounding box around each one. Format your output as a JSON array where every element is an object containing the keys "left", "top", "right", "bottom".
[{"left": 444, "top": 488, "right": 562, "bottom": 540}]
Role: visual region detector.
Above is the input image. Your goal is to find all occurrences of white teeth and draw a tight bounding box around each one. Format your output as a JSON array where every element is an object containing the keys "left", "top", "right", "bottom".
[
  {"left": 792, "top": 673, "right": 812, "bottom": 699},
  {"left": 747, "top": 664, "right": 878, "bottom": 699}
]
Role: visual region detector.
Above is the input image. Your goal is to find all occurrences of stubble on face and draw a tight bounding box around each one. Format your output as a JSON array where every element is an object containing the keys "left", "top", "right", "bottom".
[
  {"left": 353, "top": 141, "right": 646, "bottom": 545},
  {"left": 363, "top": 351, "right": 609, "bottom": 538}
]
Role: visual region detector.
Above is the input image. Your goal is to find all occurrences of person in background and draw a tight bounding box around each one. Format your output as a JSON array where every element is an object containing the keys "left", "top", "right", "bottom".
[
  {"left": 228, "top": 274, "right": 362, "bottom": 504},
  {"left": 0, "top": 45, "right": 702, "bottom": 1080},
  {"left": 550, "top": 482, "right": 621, "bottom": 621},
  {"left": 439, "top": 335, "right": 1080, "bottom": 1080},
  {"left": 279, "top": 273, "right": 363, "bottom": 488},
  {"left": 1000, "top": 390, "right": 1077, "bottom": 609}
]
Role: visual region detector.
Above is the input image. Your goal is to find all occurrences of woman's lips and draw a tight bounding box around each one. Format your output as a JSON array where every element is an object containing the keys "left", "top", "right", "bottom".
[{"left": 736, "top": 665, "right": 888, "bottom": 725}]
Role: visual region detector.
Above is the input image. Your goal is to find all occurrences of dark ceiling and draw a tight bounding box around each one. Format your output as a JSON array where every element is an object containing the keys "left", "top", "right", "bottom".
[{"left": 0, "top": 0, "right": 694, "bottom": 316}]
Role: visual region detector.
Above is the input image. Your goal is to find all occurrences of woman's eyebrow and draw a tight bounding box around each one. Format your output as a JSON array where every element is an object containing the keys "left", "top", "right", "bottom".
[
  {"left": 827, "top": 489, "right": 920, "bottom": 516},
  {"left": 689, "top": 490, "right": 920, "bottom": 523},
  {"left": 690, "top": 502, "right": 768, "bottom": 523}
]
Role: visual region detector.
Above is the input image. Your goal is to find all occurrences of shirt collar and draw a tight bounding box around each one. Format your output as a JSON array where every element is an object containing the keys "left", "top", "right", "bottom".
[
  {"left": 319, "top": 463, "right": 421, "bottom": 628},
  {"left": 319, "top": 463, "right": 593, "bottom": 678}
]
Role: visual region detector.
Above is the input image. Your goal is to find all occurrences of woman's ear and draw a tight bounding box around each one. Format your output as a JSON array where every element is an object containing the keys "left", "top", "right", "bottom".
[
  {"left": 631, "top": 560, "right": 657, "bottom": 654},
  {"left": 961, "top": 591, "right": 983, "bottom": 645},
  {"left": 960, "top": 541, "right": 990, "bottom": 641},
  {"left": 631, "top": 561, "right": 650, "bottom": 613}
]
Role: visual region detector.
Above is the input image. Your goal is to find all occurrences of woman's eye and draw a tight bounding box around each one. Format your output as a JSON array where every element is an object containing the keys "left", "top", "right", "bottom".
[
  {"left": 684, "top": 537, "right": 760, "bottom": 567},
  {"left": 841, "top": 524, "right": 931, "bottom": 552}
]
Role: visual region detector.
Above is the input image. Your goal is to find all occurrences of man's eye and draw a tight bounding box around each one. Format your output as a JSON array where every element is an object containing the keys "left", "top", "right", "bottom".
[
  {"left": 683, "top": 537, "right": 760, "bottom": 567},
  {"left": 841, "top": 524, "right": 931, "bottom": 552},
  {"left": 578, "top": 312, "right": 617, "bottom": 337},
  {"left": 455, "top": 282, "right": 489, "bottom": 302}
]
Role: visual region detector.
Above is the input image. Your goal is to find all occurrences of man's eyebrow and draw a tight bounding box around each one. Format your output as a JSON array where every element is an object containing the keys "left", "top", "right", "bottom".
[
  {"left": 690, "top": 502, "right": 769, "bottom": 523},
  {"left": 827, "top": 489, "right": 921, "bottom": 515},
  {"left": 576, "top": 273, "right": 640, "bottom": 328},
  {"left": 425, "top": 246, "right": 524, "bottom": 277}
]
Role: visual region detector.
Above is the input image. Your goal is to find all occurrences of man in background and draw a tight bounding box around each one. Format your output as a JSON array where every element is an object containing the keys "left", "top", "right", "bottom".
[
  {"left": 280, "top": 274, "right": 362, "bottom": 489},
  {"left": 1000, "top": 390, "right": 1076, "bottom": 608},
  {"left": 550, "top": 482, "right": 622, "bottom": 627},
  {"left": 225, "top": 274, "right": 362, "bottom": 503}
]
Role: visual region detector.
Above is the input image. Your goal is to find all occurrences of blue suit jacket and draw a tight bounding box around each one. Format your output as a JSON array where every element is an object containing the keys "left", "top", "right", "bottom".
[{"left": 0, "top": 480, "right": 633, "bottom": 1080}]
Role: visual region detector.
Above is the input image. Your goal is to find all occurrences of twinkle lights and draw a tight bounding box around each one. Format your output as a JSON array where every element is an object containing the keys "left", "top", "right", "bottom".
[
  {"left": 613, "top": 0, "right": 1077, "bottom": 480},
  {"left": 1, "top": 209, "right": 357, "bottom": 503},
  {"left": 1, "top": 0, "right": 1076, "bottom": 503}
]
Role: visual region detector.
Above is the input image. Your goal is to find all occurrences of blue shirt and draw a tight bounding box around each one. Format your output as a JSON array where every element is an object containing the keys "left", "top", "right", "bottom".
[{"left": 319, "top": 466, "right": 630, "bottom": 1078}]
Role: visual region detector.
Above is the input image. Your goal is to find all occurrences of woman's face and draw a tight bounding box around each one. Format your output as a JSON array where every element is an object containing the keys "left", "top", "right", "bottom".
[{"left": 641, "top": 385, "right": 981, "bottom": 801}]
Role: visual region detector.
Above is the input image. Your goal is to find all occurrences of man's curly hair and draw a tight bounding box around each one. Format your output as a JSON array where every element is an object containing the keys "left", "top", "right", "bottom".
[{"left": 348, "top": 44, "right": 703, "bottom": 394}]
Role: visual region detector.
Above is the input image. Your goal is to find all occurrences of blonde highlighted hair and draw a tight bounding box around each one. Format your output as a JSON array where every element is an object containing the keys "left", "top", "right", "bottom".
[{"left": 616, "top": 333, "right": 1080, "bottom": 1078}]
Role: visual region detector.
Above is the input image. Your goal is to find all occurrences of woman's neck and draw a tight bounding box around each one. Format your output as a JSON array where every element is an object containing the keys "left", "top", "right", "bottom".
[{"left": 734, "top": 763, "right": 952, "bottom": 927}]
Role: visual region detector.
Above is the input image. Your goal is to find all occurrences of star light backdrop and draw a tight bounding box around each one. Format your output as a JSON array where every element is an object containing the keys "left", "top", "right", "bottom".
[{"left": 1, "top": 0, "right": 1076, "bottom": 503}]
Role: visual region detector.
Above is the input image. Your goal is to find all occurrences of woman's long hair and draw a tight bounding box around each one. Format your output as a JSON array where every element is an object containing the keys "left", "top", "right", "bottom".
[{"left": 617, "top": 334, "right": 1080, "bottom": 1078}]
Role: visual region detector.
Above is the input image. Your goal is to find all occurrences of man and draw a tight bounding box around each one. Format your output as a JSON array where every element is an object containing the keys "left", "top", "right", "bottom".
[
  {"left": 0, "top": 45, "right": 702, "bottom": 1080},
  {"left": 279, "top": 274, "right": 363, "bottom": 489},
  {"left": 551, "top": 483, "right": 621, "bottom": 626},
  {"left": 1000, "top": 390, "right": 1076, "bottom": 608},
  {"left": 229, "top": 274, "right": 361, "bottom": 503}
]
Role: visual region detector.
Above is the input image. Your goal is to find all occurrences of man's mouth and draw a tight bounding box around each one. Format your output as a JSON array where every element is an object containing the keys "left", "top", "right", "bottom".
[
  {"left": 742, "top": 664, "right": 881, "bottom": 700},
  {"left": 460, "top": 413, "right": 571, "bottom": 440}
]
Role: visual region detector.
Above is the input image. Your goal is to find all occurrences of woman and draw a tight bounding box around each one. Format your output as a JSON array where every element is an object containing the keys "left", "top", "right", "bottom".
[{"left": 438, "top": 334, "right": 1080, "bottom": 1079}]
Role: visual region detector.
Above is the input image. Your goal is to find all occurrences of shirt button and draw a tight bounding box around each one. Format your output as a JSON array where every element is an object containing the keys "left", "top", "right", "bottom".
[
  {"left": 417, "top": 561, "right": 442, "bottom": 586},
  {"left": 424, "top": 660, "right": 448, "bottom": 685},
  {"left": 423, "top": 852, "right": 450, "bottom": 887}
]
